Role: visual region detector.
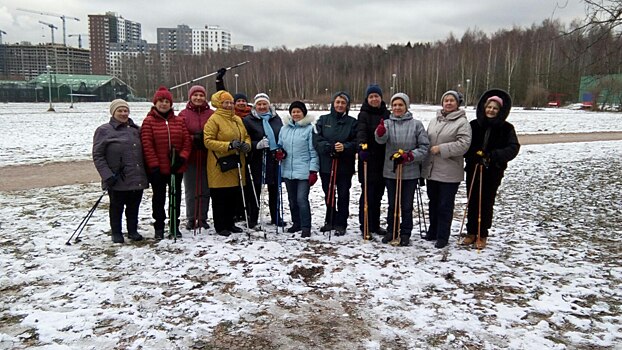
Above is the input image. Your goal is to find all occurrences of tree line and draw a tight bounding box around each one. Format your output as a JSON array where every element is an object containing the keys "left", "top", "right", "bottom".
[{"left": 119, "top": 14, "right": 622, "bottom": 108}]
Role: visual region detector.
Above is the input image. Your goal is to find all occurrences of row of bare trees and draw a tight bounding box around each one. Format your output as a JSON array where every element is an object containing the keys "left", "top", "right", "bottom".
[{"left": 119, "top": 12, "right": 622, "bottom": 108}]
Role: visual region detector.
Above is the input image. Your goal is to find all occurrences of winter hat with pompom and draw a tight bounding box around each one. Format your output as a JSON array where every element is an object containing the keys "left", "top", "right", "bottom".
[{"left": 152, "top": 86, "right": 173, "bottom": 105}]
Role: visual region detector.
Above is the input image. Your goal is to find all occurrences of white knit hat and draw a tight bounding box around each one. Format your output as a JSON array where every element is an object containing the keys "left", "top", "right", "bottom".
[
  {"left": 390, "top": 93, "right": 410, "bottom": 109},
  {"left": 253, "top": 93, "right": 270, "bottom": 104},
  {"left": 109, "top": 99, "right": 129, "bottom": 115}
]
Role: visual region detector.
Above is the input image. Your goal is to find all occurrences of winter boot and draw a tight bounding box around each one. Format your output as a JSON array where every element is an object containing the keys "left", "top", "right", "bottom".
[
  {"left": 229, "top": 225, "right": 243, "bottom": 233},
  {"left": 154, "top": 229, "right": 165, "bottom": 240},
  {"left": 319, "top": 223, "right": 333, "bottom": 232},
  {"left": 434, "top": 240, "right": 448, "bottom": 249},
  {"left": 287, "top": 225, "right": 301, "bottom": 233},
  {"left": 200, "top": 220, "right": 210, "bottom": 229},
  {"left": 399, "top": 236, "right": 410, "bottom": 247},
  {"left": 112, "top": 232, "right": 124, "bottom": 244},
  {"left": 475, "top": 237, "right": 487, "bottom": 249},
  {"left": 217, "top": 229, "right": 231, "bottom": 237},
  {"left": 128, "top": 231, "right": 144, "bottom": 241},
  {"left": 301, "top": 228, "right": 311, "bottom": 238},
  {"left": 334, "top": 226, "right": 346, "bottom": 236},
  {"left": 374, "top": 227, "right": 388, "bottom": 236},
  {"left": 460, "top": 234, "right": 476, "bottom": 245}
]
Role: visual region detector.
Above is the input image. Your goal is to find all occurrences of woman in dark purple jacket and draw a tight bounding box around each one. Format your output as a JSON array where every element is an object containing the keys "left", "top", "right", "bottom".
[{"left": 93, "top": 99, "right": 149, "bottom": 243}]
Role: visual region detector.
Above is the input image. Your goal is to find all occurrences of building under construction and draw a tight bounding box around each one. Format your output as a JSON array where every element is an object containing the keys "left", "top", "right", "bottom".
[{"left": 0, "top": 43, "right": 91, "bottom": 81}]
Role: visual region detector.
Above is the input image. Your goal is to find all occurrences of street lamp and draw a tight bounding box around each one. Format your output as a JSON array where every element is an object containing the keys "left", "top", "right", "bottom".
[
  {"left": 46, "top": 65, "right": 55, "bottom": 112},
  {"left": 465, "top": 78, "right": 471, "bottom": 108},
  {"left": 391, "top": 73, "right": 397, "bottom": 94},
  {"left": 234, "top": 73, "right": 239, "bottom": 93},
  {"left": 68, "top": 75, "right": 74, "bottom": 109}
]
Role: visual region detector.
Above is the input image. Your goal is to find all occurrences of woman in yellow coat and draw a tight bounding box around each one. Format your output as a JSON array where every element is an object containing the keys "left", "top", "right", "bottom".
[{"left": 204, "top": 90, "right": 251, "bottom": 236}]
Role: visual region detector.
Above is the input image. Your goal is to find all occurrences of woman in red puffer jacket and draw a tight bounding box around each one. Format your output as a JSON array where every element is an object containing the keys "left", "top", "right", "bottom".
[{"left": 141, "top": 86, "right": 192, "bottom": 240}]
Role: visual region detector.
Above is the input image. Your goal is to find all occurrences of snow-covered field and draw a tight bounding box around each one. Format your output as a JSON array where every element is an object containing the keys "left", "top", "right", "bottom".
[
  {"left": 0, "top": 104, "right": 621, "bottom": 349},
  {"left": 1, "top": 102, "right": 621, "bottom": 167}
]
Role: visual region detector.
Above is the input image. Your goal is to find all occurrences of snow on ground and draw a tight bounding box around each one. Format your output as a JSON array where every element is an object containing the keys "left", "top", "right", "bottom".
[
  {"left": 1, "top": 133, "right": 621, "bottom": 348},
  {"left": 1, "top": 102, "right": 622, "bottom": 167}
]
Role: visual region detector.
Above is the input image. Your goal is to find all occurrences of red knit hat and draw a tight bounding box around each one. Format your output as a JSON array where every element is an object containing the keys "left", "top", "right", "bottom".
[
  {"left": 152, "top": 86, "right": 173, "bottom": 105},
  {"left": 486, "top": 96, "right": 504, "bottom": 107},
  {"left": 188, "top": 85, "right": 206, "bottom": 99}
]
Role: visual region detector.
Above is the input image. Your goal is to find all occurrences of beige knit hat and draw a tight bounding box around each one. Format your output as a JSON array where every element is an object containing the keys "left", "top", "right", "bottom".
[{"left": 109, "top": 99, "right": 130, "bottom": 115}]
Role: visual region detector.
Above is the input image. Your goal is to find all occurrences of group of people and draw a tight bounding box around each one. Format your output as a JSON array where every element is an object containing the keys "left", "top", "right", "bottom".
[{"left": 93, "top": 68, "right": 520, "bottom": 250}]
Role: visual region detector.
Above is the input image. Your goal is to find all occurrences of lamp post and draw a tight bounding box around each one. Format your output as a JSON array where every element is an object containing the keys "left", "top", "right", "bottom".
[
  {"left": 465, "top": 78, "right": 471, "bottom": 108},
  {"left": 46, "top": 65, "right": 55, "bottom": 112},
  {"left": 69, "top": 75, "right": 74, "bottom": 109},
  {"left": 234, "top": 73, "right": 239, "bottom": 93},
  {"left": 391, "top": 73, "right": 397, "bottom": 94}
]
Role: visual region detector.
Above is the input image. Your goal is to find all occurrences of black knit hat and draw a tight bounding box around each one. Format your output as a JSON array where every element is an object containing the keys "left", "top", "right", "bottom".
[
  {"left": 288, "top": 101, "right": 308, "bottom": 116},
  {"left": 233, "top": 93, "right": 248, "bottom": 102}
]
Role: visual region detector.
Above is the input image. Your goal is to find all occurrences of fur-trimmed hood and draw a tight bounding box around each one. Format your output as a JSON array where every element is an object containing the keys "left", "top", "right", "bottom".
[{"left": 282, "top": 113, "right": 316, "bottom": 127}]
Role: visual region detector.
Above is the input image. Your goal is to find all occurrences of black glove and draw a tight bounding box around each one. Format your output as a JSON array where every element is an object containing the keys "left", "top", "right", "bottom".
[
  {"left": 273, "top": 148, "right": 287, "bottom": 161},
  {"left": 105, "top": 173, "right": 120, "bottom": 189},
  {"left": 171, "top": 156, "right": 186, "bottom": 174},
  {"left": 192, "top": 132, "right": 206, "bottom": 149},
  {"left": 239, "top": 142, "right": 251, "bottom": 153},
  {"left": 216, "top": 67, "right": 227, "bottom": 81},
  {"left": 475, "top": 150, "right": 490, "bottom": 168},
  {"left": 229, "top": 139, "right": 242, "bottom": 150}
]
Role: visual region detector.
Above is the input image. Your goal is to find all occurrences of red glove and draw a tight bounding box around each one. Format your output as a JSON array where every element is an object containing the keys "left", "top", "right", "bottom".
[
  {"left": 274, "top": 148, "right": 287, "bottom": 161},
  {"left": 375, "top": 118, "right": 386, "bottom": 137},
  {"left": 308, "top": 171, "right": 318, "bottom": 186},
  {"left": 404, "top": 151, "right": 415, "bottom": 163}
]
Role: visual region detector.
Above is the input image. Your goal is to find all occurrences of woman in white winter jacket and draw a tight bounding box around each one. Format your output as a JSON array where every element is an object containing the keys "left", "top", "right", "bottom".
[{"left": 422, "top": 90, "right": 472, "bottom": 248}]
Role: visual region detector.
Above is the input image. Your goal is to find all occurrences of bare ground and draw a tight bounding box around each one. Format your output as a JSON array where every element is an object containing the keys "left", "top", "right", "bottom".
[{"left": 0, "top": 131, "right": 621, "bottom": 192}]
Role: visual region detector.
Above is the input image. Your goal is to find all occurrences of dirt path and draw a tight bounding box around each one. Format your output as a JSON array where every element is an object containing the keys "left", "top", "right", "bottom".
[{"left": 1, "top": 131, "right": 621, "bottom": 192}]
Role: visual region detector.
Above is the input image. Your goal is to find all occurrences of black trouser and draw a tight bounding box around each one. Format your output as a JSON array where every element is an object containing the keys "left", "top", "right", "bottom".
[
  {"left": 359, "top": 177, "right": 385, "bottom": 233},
  {"left": 151, "top": 173, "right": 183, "bottom": 231},
  {"left": 320, "top": 171, "right": 353, "bottom": 229},
  {"left": 466, "top": 167, "right": 502, "bottom": 238},
  {"left": 109, "top": 189, "right": 143, "bottom": 235},
  {"left": 210, "top": 186, "right": 241, "bottom": 233},
  {"left": 426, "top": 180, "right": 460, "bottom": 243}
]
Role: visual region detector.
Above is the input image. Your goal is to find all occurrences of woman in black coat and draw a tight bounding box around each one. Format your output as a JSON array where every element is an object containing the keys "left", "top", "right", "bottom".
[
  {"left": 356, "top": 84, "right": 390, "bottom": 238},
  {"left": 313, "top": 91, "right": 358, "bottom": 236},
  {"left": 462, "top": 89, "right": 520, "bottom": 249}
]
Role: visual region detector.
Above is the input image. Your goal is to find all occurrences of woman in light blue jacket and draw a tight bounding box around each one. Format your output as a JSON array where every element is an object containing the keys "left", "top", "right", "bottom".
[{"left": 279, "top": 101, "right": 319, "bottom": 238}]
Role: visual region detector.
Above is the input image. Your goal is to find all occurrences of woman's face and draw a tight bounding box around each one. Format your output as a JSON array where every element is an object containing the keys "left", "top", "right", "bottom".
[
  {"left": 291, "top": 108, "right": 304, "bottom": 122},
  {"left": 190, "top": 92, "right": 206, "bottom": 106},
  {"left": 391, "top": 99, "right": 406, "bottom": 117},
  {"left": 333, "top": 96, "right": 348, "bottom": 113},
  {"left": 113, "top": 107, "right": 129, "bottom": 123},
  {"left": 155, "top": 99, "right": 171, "bottom": 113},
  {"left": 221, "top": 100, "right": 234, "bottom": 111},
  {"left": 367, "top": 93, "right": 382, "bottom": 108},
  {"left": 255, "top": 100, "right": 270, "bottom": 114},
  {"left": 235, "top": 99, "right": 247, "bottom": 110},
  {"left": 442, "top": 95, "right": 458, "bottom": 113},
  {"left": 485, "top": 101, "right": 501, "bottom": 118}
]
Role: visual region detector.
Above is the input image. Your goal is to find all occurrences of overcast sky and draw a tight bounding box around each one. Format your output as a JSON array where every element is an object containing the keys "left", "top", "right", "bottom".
[{"left": 0, "top": 0, "right": 588, "bottom": 49}]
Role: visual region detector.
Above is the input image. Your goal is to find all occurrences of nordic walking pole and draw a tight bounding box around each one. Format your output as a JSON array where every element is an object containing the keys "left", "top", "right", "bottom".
[
  {"left": 66, "top": 190, "right": 107, "bottom": 245},
  {"left": 363, "top": 160, "right": 371, "bottom": 241},
  {"left": 458, "top": 162, "right": 480, "bottom": 242},
  {"left": 327, "top": 158, "right": 338, "bottom": 241},
  {"left": 170, "top": 162, "right": 178, "bottom": 242},
  {"left": 169, "top": 61, "right": 250, "bottom": 91},
  {"left": 237, "top": 153, "right": 250, "bottom": 237},
  {"left": 476, "top": 164, "right": 484, "bottom": 252},
  {"left": 391, "top": 163, "right": 403, "bottom": 246},
  {"left": 416, "top": 180, "right": 428, "bottom": 239},
  {"left": 259, "top": 149, "right": 267, "bottom": 232},
  {"left": 277, "top": 159, "right": 284, "bottom": 234},
  {"left": 193, "top": 153, "right": 201, "bottom": 235}
]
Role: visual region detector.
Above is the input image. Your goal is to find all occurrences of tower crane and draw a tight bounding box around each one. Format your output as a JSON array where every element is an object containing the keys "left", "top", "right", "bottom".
[
  {"left": 17, "top": 8, "right": 80, "bottom": 46},
  {"left": 0, "top": 30, "right": 6, "bottom": 44},
  {"left": 68, "top": 34, "right": 88, "bottom": 49},
  {"left": 39, "top": 21, "right": 58, "bottom": 45}
]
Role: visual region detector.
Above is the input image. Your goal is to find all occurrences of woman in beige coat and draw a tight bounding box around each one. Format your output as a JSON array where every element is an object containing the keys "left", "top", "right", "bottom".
[
  {"left": 422, "top": 90, "right": 472, "bottom": 248},
  {"left": 204, "top": 90, "right": 251, "bottom": 236}
]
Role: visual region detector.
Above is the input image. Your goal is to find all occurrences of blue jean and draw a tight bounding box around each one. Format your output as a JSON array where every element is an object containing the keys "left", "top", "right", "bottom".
[
  {"left": 385, "top": 178, "right": 417, "bottom": 239},
  {"left": 426, "top": 180, "right": 460, "bottom": 243},
  {"left": 284, "top": 178, "right": 311, "bottom": 229}
]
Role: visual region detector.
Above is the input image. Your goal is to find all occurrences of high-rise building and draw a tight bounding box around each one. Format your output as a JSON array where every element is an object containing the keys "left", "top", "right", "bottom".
[
  {"left": 192, "top": 25, "right": 231, "bottom": 54},
  {"left": 157, "top": 25, "right": 193, "bottom": 54},
  {"left": 0, "top": 43, "right": 91, "bottom": 80},
  {"left": 157, "top": 24, "right": 231, "bottom": 54},
  {"left": 88, "top": 12, "right": 141, "bottom": 75}
]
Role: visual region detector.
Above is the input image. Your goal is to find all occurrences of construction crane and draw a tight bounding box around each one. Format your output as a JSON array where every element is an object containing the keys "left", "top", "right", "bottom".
[
  {"left": 39, "top": 21, "right": 58, "bottom": 45},
  {"left": 0, "top": 30, "right": 6, "bottom": 44},
  {"left": 17, "top": 8, "right": 80, "bottom": 46},
  {"left": 68, "top": 34, "right": 88, "bottom": 49}
]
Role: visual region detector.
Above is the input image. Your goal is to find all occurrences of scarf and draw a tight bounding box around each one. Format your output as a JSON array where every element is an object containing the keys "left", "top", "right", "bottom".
[{"left": 260, "top": 112, "right": 278, "bottom": 150}]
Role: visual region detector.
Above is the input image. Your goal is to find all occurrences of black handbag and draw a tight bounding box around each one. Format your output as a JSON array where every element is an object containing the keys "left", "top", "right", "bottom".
[{"left": 214, "top": 152, "right": 240, "bottom": 172}]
